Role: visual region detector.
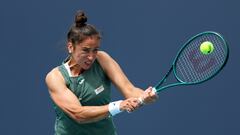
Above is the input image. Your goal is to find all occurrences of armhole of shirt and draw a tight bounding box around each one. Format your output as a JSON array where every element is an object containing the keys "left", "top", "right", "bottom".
[{"left": 58, "top": 65, "right": 71, "bottom": 87}]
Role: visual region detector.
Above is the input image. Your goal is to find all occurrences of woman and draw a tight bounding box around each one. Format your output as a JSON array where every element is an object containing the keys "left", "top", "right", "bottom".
[{"left": 45, "top": 10, "right": 157, "bottom": 135}]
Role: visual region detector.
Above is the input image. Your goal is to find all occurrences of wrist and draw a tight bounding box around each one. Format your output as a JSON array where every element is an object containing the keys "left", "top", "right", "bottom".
[{"left": 108, "top": 100, "right": 123, "bottom": 116}]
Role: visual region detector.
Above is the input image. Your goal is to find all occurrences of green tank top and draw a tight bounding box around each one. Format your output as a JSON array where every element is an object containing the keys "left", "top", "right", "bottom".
[{"left": 53, "top": 59, "right": 117, "bottom": 135}]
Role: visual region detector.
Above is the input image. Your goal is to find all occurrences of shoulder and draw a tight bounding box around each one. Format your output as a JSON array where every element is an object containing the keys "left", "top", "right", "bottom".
[
  {"left": 97, "top": 51, "right": 117, "bottom": 70},
  {"left": 96, "top": 51, "right": 124, "bottom": 78},
  {"left": 97, "top": 51, "right": 117, "bottom": 64},
  {"left": 45, "top": 67, "right": 65, "bottom": 86},
  {"left": 97, "top": 51, "right": 111, "bottom": 60},
  {"left": 46, "top": 67, "right": 60, "bottom": 79}
]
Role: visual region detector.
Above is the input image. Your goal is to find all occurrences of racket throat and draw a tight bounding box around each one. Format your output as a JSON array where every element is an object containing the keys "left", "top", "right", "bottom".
[{"left": 154, "top": 67, "right": 185, "bottom": 93}]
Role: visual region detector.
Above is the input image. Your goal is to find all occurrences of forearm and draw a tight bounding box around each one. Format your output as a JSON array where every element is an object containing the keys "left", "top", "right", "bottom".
[
  {"left": 124, "top": 86, "right": 158, "bottom": 106},
  {"left": 70, "top": 105, "right": 109, "bottom": 124},
  {"left": 124, "top": 87, "right": 144, "bottom": 99},
  {"left": 69, "top": 100, "right": 124, "bottom": 124}
]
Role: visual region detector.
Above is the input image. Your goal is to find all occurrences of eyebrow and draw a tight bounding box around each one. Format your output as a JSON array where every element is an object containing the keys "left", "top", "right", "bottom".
[{"left": 82, "top": 46, "right": 99, "bottom": 49}]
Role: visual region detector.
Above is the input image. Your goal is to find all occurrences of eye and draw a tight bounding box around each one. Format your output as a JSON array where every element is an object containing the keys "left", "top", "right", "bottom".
[
  {"left": 93, "top": 48, "right": 100, "bottom": 53},
  {"left": 82, "top": 47, "right": 100, "bottom": 54},
  {"left": 82, "top": 48, "right": 91, "bottom": 53}
]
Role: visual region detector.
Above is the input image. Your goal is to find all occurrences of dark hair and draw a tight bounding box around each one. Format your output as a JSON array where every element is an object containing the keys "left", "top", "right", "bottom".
[{"left": 67, "top": 10, "right": 101, "bottom": 45}]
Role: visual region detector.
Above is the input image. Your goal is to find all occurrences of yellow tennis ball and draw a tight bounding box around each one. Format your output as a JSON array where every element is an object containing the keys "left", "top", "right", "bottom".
[{"left": 200, "top": 41, "right": 214, "bottom": 54}]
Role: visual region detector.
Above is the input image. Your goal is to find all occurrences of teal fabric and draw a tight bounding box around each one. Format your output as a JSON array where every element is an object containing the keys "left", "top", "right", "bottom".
[{"left": 52, "top": 60, "right": 117, "bottom": 135}]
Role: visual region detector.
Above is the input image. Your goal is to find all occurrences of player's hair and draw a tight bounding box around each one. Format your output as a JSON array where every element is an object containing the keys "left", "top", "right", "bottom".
[{"left": 67, "top": 10, "right": 101, "bottom": 46}]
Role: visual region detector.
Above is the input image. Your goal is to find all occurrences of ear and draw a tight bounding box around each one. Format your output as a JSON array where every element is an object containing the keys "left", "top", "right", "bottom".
[{"left": 67, "top": 42, "right": 74, "bottom": 54}]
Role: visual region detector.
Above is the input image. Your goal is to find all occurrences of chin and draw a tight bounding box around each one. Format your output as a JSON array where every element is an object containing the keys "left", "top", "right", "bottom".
[{"left": 83, "top": 64, "right": 92, "bottom": 70}]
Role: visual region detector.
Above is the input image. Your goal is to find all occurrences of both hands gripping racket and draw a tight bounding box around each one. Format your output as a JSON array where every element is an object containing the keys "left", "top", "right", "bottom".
[{"left": 152, "top": 31, "right": 229, "bottom": 94}]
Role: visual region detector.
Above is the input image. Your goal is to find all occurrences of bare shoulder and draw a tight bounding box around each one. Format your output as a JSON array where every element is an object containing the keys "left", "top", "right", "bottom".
[
  {"left": 97, "top": 51, "right": 117, "bottom": 63},
  {"left": 97, "top": 51, "right": 114, "bottom": 72},
  {"left": 45, "top": 67, "right": 64, "bottom": 87},
  {"left": 97, "top": 51, "right": 112, "bottom": 65},
  {"left": 45, "top": 67, "right": 59, "bottom": 80},
  {"left": 97, "top": 51, "right": 111, "bottom": 60}
]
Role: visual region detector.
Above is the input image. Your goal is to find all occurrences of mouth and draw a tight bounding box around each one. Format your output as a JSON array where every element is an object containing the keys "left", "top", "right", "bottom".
[{"left": 84, "top": 61, "right": 92, "bottom": 67}]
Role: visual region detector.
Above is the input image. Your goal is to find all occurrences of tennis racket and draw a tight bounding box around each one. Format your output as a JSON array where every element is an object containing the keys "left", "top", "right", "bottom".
[{"left": 152, "top": 31, "right": 229, "bottom": 94}]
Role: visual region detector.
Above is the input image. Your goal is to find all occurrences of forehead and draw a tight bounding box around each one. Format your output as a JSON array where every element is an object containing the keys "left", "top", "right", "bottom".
[{"left": 80, "top": 37, "right": 100, "bottom": 48}]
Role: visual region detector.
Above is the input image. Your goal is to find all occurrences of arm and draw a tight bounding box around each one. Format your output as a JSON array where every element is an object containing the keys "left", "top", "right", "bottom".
[
  {"left": 97, "top": 51, "right": 144, "bottom": 99},
  {"left": 97, "top": 51, "right": 158, "bottom": 104},
  {"left": 45, "top": 68, "right": 109, "bottom": 124},
  {"left": 97, "top": 51, "right": 158, "bottom": 105},
  {"left": 45, "top": 68, "right": 137, "bottom": 123}
]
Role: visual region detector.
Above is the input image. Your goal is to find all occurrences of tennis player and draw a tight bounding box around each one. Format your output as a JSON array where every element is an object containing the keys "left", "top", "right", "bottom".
[{"left": 45, "top": 10, "right": 158, "bottom": 135}]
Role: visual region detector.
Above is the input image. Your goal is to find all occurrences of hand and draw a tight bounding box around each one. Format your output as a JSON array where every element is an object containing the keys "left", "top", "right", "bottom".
[
  {"left": 139, "top": 86, "right": 158, "bottom": 105},
  {"left": 119, "top": 97, "right": 139, "bottom": 112}
]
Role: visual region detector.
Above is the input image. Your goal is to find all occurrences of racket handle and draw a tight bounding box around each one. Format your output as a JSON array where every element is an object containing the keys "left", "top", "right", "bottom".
[
  {"left": 138, "top": 87, "right": 157, "bottom": 105},
  {"left": 152, "top": 87, "right": 157, "bottom": 94}
]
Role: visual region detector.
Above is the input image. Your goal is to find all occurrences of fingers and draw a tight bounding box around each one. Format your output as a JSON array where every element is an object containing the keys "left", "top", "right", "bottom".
[
  {"left": 120, "top": 98, "right": 139, "bottom": 112},
  {"left": 126, "top": 98, "right": 139, "bottom": 112},
  {"left": 119, "top": 86, "right": 159, "bottom": 113},
  {"left": 142, "top": 86, "right": 159, "bottom": 104}
]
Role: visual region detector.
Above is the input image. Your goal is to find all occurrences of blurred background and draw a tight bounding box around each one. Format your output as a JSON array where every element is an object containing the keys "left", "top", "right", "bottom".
[{"left": 0, "top": 0, "right": 239, "bottom": 134}]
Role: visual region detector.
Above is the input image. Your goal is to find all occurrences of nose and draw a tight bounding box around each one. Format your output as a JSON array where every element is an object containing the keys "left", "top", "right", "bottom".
[{"left": 87, "top": 51, "right": 97, "bottom": 60}]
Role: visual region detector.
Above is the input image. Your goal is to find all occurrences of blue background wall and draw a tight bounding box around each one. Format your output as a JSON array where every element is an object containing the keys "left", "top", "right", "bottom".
[{"left": 0, "top": 0, "right": 239, "bottom": 135}]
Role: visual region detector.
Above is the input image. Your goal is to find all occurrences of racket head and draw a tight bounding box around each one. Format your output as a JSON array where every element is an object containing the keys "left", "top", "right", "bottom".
[{"left": 173, "top": 31, "right": 229, "bottom": 84}]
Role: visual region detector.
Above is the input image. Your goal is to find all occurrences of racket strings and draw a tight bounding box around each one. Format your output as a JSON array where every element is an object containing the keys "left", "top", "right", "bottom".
[{"left": 175, "top": 33, "right": 228, "bottom": 83}]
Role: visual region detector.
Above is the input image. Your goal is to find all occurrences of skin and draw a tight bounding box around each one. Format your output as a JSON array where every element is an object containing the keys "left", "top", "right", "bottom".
[{"left": 45, "top": 36, "right": 157, "bottom": 124}]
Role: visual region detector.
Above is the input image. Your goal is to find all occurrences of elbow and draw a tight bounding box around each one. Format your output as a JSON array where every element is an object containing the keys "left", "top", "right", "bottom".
[
  {"left": 73, "top": 115, "right": 99, "bottom": 124},
  {"left": 69, "top": 110, "right": 88, "bottom": 124},
  {"left": 64, "top": 106, "right": 102, "bottom": 124},
  {"left": 72, "top": 115, "right": 87, "bottom": 124},
  {"left": 68, "top": 108, "right": 91, "bottom": 124},
  {"left": 70, "top": 110, "right": 104, "bottom": 124}
]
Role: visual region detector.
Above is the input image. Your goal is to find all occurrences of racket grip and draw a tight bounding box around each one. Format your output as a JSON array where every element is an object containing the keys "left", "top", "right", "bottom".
[
  {"left": 138, "top": 87, "right": 157, "bottom": 103},
  {"left": 152, "top": 87, "right": 157, "bottom": 94}
]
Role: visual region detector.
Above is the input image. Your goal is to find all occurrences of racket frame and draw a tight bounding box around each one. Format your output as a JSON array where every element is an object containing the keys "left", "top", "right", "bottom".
[{"left": 154, "top": 31, "right": 229, "bottom": 93}]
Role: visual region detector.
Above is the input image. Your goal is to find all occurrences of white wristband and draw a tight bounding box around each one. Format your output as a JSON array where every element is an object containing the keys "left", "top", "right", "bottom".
[{"left": 108, "top": 100, "right": 123, "bottom": 116}]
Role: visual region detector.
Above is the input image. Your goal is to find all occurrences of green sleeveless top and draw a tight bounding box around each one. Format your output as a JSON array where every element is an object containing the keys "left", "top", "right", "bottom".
[{"left": 53, "top": 59, "right": 117, "bottom": 135}]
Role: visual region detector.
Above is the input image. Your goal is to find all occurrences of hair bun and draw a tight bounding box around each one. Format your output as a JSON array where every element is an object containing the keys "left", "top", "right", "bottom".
[{"left": 75, "top": 10, "right": 87, "bottom": 27}]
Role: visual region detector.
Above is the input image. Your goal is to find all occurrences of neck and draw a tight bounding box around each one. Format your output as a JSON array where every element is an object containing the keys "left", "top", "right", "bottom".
[{"left": 67, "top": 57, "right": 84, "bottom": 76}]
